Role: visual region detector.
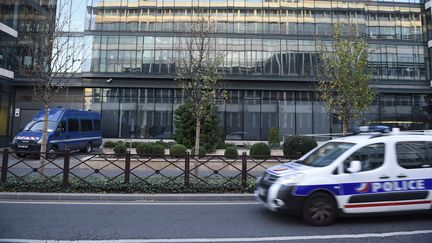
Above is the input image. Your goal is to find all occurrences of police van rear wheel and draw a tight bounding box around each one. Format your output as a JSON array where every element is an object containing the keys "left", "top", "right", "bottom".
[
  {"left": 85, "top": 142, "right": 92, "bottom": 153},
  {"left": 302, "top": 192, "right": 337, "bottom": 226}
]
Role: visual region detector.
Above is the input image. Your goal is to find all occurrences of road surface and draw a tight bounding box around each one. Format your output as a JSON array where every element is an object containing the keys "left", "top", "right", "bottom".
[{"left": 0, "top": 200, "right": 431, "bottom": 242}]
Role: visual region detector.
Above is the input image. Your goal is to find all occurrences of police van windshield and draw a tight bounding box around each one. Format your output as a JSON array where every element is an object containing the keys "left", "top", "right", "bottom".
[
  {"left": 297, "top": 142, "right": 355, "bottom": 167},
  {"left": 24, "top": 121, "right": 57, "bottom": 132}
]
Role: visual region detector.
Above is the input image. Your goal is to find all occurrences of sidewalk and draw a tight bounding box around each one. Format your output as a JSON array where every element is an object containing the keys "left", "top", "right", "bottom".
[{"left": 0, "top": 192, "right": 255, "bottom": 202}]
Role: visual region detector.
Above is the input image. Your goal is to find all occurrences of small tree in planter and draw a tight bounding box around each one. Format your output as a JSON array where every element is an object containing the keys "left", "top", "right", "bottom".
[{"left": 268, "top": 127, "right": 280, "bottom": 148}]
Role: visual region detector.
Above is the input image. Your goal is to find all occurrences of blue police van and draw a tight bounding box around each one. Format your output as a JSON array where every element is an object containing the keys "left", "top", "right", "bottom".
[{"left": 12, "top": 108, "right": 102, "bottom": 157}]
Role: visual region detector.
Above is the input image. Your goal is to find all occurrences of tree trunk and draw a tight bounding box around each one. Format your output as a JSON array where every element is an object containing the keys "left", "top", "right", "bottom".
[
  {"left": 195, "top": 117, "right": 201, "bottom": 159},
  {"left": 342, "top": 119, "right": 349, "bottom": 136},
  {"left": 39, "top": 103, "right": 49, "bottom": 175}
]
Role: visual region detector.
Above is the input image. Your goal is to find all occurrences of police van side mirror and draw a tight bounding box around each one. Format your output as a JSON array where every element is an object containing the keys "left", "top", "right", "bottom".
[
  {"left": 55, "top": 127, "right": 63, "bottom": 135},
  {"left": 347, "top": 160, "right": 362, "bottom": 173}
]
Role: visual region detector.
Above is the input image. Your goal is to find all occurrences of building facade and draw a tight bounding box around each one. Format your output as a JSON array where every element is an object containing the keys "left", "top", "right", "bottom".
[
  {"left": 0, "top": 0, "right": 19, "bottom": 147},
  {"left": 8, "top": 0, "right": 432, "bottom": 143}
]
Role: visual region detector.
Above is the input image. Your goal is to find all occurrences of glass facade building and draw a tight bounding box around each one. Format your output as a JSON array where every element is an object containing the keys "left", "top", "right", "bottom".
[{"left": 7, "top": 0, "right": 432, "bottom": 142}]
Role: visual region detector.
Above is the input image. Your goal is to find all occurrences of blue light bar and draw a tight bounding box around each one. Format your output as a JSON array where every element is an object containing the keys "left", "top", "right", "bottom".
[{"left": 351, "top": 126, "right": 391, "bottom": 134}]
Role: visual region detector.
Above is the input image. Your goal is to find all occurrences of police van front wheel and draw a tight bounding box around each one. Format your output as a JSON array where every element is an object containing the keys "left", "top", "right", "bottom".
[
  {"left": 47, "top": 146, "right": 58, "bottom": 159},
  {"left": 302, "top": 192, "right": 337, "bottom": 226}
]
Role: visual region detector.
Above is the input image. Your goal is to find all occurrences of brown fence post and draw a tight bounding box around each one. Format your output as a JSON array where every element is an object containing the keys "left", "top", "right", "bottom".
[
  {"left": 184, "top": 152, "right": 190, "bottom": 189},
  {"left": 1, "top": 149, "right": 9, "bottom": 183},
  {"left": 125, "top": 151, "right": 131, "bottom": 184},
  {"left": 62, "top": 150, "right": 70, "bottom": 189},
  {"left": 241, "top": 152, "right": 247, "bottom": 191}
]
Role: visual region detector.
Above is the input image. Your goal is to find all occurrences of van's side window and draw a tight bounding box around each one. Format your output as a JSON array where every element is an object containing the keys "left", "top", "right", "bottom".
[
  {"left": 94, "top": 120, "right": 101, "bottom": 131},
  {"left": 343, "top": 143, "right": 385, "bottom": 173},
  {"left": 81, "top": 119, "right": 93, "bottom": 132},
  {"left": 68, "top": 119, "right": 79, "bottom": 132},
  {"left": 396, "top": 142, "right": 432, "bottom": 169},
  {"left": 59, "top": 120, "right": 66, "bottom": 132}
]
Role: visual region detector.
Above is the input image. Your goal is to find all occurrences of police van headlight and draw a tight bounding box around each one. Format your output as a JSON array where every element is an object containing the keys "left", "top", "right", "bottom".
[{"left": 277, "top": 173, "right": 303, "bottom": 186}]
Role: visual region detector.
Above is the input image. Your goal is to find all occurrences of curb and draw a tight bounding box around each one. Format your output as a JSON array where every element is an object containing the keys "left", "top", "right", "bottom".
[{"left": 0, "top": 192, "right": 255, "bottom": 202}]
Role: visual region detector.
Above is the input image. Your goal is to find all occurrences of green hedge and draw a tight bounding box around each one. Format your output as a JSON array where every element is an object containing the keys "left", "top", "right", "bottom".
[
  {"left": 136, "top": 143, "right": 154, "bottom": 157},
  {"left": 225, "top": 143, "right": 237, "bottom": 149},
  {"left": 0, "top": 176, "right": 256, "bottom": 193},
  {"left": 224, "top": 147, "right": 238, "bottom": 159},
  {"left": 283, "top": 135, "right": 318, "bottom": 159},
  {"left": 152, "top": 144, "right": 166, "bottom": 157},
  {"left": 103, "top": 141, "right": 117, "bottom": 149},
  {"left": 169, "top": 144, "right": 187, "bottom": 157},
  {"left": 250, "top": 142, "right": 271, "bottom": 159},
  {"left": 191, "top": 146, "right": 206, "bottom": 158},
  {"left": 113, "top": 144, "right": 127, "bottom": 155}
]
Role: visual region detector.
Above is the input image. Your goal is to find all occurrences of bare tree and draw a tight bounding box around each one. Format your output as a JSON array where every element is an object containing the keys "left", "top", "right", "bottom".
[
  {"left": 175, "top": 15, "right": 225, "bottom": 156},
  {"left": 18, "top": 0, "right": 85, "bottom": 164}
]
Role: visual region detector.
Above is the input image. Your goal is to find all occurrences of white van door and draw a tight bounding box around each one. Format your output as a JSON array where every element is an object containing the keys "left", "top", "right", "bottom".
[
  {"left": 392, "top": 140, "right": 432, "bottom": 211},
  {"left": 334, "top": 143, "right": 402, "bottom": 214}
]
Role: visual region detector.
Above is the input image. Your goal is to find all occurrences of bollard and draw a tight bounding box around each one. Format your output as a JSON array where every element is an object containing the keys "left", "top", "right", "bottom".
[
  {"left": 184, "top": 152, "right": 190, "bottom": 189},
  {"left": 125, "top": 151, "right": 131, "bottom": 184},
  {"left": 241, "top": 152, "right": 247, "bottom": 190},
  {"left": 62, "top": 150, "right": 70, "bottom": 189},
  {"left": 1, "top": 149, "right": 9, "bottom": 183}
]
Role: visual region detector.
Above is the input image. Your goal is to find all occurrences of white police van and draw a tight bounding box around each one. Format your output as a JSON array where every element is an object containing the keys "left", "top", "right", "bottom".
[{"left": 255, "top": 126, "right": 432, "bottom": 226}]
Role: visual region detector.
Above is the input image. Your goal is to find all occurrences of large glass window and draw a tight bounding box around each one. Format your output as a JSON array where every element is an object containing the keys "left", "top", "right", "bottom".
[
  {"left": 397, "top": 142, "right": 432, "bottom": 169},
  {"left": 343, "top": 143, "right": 385, "bottom": 173},
  {"left": 225, "top": 91, "right": 243, "bottom": 140}
]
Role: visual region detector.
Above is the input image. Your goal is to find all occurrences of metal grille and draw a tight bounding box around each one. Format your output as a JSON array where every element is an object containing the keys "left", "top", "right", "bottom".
[{"left": 0, "top": 149, "right": 287, "bottom": 191}]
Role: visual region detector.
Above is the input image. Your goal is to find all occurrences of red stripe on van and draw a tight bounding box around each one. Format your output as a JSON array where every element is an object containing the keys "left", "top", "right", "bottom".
[{"left": 344, "top": 200, "right": 431, "bottom": 208}]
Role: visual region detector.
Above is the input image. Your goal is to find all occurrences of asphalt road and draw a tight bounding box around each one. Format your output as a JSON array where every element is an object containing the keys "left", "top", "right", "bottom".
[{"left": 0, "top": 200, "right": 431, "bottom": 242}]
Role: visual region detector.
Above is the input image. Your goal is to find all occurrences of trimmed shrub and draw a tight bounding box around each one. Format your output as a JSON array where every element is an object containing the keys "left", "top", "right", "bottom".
[
  {"left": 169, "top": 144, "right": 187, "bottom": 157},
  {"left": 132, "top": 142, "right": 142, "bottom": 148},
  {"left": 113, "top": 144, "right": 126, "bottom": 155},
  {"left": 283, "top": 135, "right": 318, "bottom": 159},
  {"left": 250, "top": 143, "right": 271, "bottom": 159},
  {"left": 225, "top": 143, "right": 237, "bottom": 149},
  {"left": 154, "top": 140, "right": 167, "bottom": 149},
  {"left": 152, "top": 144, "right": 166, "bottom": 157},
  {"left": 103, "top": 141, "right": 117, "bottom": 149},
  {"left": 224, "top": 147, "right": 238, "bottom": 159},
  {"left": 125, "top": 142, "right": 131, "bottom": 148},
  {"left": 268, "top": 127, "right": 280, "bottom": 148},
  {"left": 191, "top": 146, "right": 206, "bottom": 158},
  {"left": 136, "top": 143, "right": 154, "bottom": 157}
]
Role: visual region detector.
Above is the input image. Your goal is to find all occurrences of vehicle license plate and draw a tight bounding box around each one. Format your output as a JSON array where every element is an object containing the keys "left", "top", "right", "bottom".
[{"left": 18, "top": 145, "right": 28, "bottom": 148}]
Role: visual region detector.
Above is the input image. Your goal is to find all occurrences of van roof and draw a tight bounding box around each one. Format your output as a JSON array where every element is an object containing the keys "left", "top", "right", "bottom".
[
  {"left": 33, "top": 108, "right": 100, "bottom": 121},
  {"left": 331, "top": 133, "right": 432, "bottom": 144}
]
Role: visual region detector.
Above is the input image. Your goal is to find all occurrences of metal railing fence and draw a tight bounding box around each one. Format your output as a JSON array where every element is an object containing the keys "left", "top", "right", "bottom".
[{"left": 0, "top": 149, "right": 289, "bottom": 191}]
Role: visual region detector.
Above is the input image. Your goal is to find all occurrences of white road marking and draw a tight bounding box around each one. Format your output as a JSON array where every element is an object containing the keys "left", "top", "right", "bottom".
[
  {"left": 1, "top": 230, "right": 432, "bottom": 242},
  {"left": 0, "top": 200, "right": 258, "bottom": 206}
]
